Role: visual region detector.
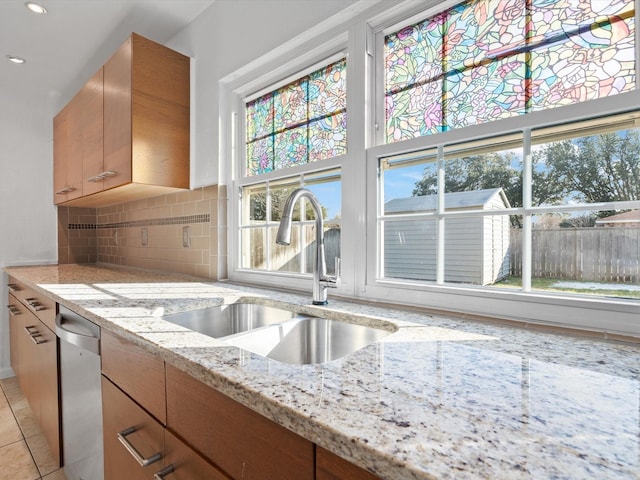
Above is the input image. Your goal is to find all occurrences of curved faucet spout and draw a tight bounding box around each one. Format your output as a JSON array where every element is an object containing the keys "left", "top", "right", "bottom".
[{"left": 276, "top": 188, "right": 338, "bottom": 305}]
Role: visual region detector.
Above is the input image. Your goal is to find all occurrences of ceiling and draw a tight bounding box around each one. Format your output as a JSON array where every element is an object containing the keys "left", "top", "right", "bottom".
[{"left": 0, "top": 0, "right": 215, "bottom": 111}]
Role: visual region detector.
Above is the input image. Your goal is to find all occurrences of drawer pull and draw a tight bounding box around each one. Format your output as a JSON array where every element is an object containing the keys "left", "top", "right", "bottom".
[
  {"left": 154, "top": 465, "right": 175, "bottom": 479},
  {"left": 24, "top": 325, "right": 39, "bottom": 335},
  {"left": 7, "top": 305, "right": 21, "bottom": 315},
  {"left": 117, "top": 426, "right": 162, "bottom": 467},
  {"left": 24, "top": 326, "right": 46, "bottom": 344},
  {"left": 7, "top": 283, "right": 19, "bottom": 292},
  {"left": 30, "top": 334, "right": 46, "bottom": 345},
  {"left": 25, "top": 298, "right": 45, "bottom": 311}
]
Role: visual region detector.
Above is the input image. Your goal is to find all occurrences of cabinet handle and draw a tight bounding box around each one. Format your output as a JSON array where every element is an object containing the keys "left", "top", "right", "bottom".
[
  {"left": 25, "top": 298, "right": 45, "bottom": 311},
  {"left": 24, "top": 325, "right": 39, "bottom": 335},
  {"left": 31, "top": 334, "right": 46, "bottom": 345},
  {"left": 7, "top": 305, "right": 21, "bottom": 315},
  {"left": 154, "top": 465, "right": 175, "bottom": 479},
  {"left": 55, "top": 186, "right": 77, "bottom": 194},
  {"left": 24, "top": 325, "right": 46, "bottom": 344},
  {"left": 87, "top": 170, "right": 117, "bottom": 183},
  {"left": 7, "top": 283, "right": 19, "bottom": 292},
  {"left": 117, "top": 426, "right": 162, "bottom": 467}
]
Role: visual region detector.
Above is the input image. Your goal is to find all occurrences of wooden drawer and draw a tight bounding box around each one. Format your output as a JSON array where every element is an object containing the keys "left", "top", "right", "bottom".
[
  {"left": 7, "top": 276, "right": 56, "bottom": 331},
  {"left": 163, "top": 429, "right": 229, "bottom": 480},
  {"left": 101, "top": 331, "right": 166, "bottom": 424},
  {"left": 166, "top": 364, "right": 314, "bottom": 480},
  {"left": 316, "top": 446, "right": 381, "bottom": 480},
  {"left": 102, "top": 376, "right": 164, "bottom": 480}
]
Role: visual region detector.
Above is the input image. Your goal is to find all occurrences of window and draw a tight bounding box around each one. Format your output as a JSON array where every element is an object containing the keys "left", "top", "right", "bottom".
[
  {"left": 227, "top": 1, "right": 640, "bottom": 336},
  {"left": 379, "top": 139, "right": 521, "bottom": 288},
  {"left": 240, "top": 170, "right": 341, "bottom": 275},
  {"left": 245, "top": 59, "right": 347, "bottom": 175},
  {"left": 237, "top": 56, "right": 346, "bottom": 279},
  {"left": 377, "top": 113, "right": 640, "bottom": 299},
  {"left": 384, "top": 0, "right": 635, "bottom": 143}
]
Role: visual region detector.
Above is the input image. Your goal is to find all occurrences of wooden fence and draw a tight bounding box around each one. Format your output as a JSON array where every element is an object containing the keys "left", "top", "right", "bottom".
[{"left": 510, "top": 227, "right": 640, "bottom": 282}]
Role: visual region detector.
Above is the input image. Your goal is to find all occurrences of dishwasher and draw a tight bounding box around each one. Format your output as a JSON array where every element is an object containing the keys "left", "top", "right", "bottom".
[{"left": 55, "top": 305, "right": 104, "bottom": 480}]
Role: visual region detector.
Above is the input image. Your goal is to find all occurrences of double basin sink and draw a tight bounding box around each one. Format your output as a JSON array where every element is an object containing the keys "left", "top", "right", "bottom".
[{"left": 162, "top": 302, "right": 392, "bottom": 365}]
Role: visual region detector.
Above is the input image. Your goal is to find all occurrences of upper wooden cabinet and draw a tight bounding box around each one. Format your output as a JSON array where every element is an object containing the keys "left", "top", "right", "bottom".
[
  {"left": 53, "top": 89, "right": 84, "bottom": 203},
  {"left": 54, "top": 33, "right": 190, "bottom": 207}
]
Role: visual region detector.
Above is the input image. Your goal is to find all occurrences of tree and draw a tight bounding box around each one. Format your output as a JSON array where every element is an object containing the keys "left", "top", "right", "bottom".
[
  {"left": 412, "top": 151, "right": 523, "bottom": 206},
  {"left": 411, "top": 130, "right": 640, "bottom": 222},
  {"left": 536, "top": 131, "right": 640, "bottom": 209}
]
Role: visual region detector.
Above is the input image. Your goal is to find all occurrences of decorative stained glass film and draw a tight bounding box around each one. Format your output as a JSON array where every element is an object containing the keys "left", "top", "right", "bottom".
[
  {"left": 245, "top": 59, "right": 347, "bottom": 176},
  {"left": 384, "top": 0, "right": 636, "bottom": 143}
]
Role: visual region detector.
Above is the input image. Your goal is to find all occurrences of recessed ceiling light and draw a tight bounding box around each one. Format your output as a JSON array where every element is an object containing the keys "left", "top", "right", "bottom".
[
  {"left": 6, "top": 55, "right": 26, "bottom": 64},
  {"left": 25, "top": 2, "right": 47, "bottom": 14}
]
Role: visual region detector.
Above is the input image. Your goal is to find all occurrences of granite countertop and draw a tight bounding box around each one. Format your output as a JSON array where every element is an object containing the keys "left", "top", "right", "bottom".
[{"left": 5, "top": 264, "right": 640, "bottom": 480}]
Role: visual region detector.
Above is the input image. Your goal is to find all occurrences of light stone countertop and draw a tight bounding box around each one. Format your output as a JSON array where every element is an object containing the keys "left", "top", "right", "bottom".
[{"left": 4, "top": 263, "right": 640, "bottom": 480}]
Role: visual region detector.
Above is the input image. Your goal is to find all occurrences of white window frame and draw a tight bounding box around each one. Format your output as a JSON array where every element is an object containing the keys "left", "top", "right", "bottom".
[
  {"left": 362, "top": 2, "right": 640, "bottom": 336},
  {"left": 221, "top": 0, "right": 640, "bottom": 337},
  {"left": 221, "top": 3, "right": 379, "bottom": 297}
]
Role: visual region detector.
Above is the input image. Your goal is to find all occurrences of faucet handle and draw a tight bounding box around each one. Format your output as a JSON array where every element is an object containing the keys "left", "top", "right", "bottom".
[
  {"left": 320, "top": 257, "right": 341, "bottom": 288},
  {"left": 334, "top": 257, "right": 341, "bottom": 280}
]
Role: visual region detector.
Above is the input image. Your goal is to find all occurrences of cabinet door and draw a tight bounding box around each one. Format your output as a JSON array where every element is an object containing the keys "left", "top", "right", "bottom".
[
  {"left": 166, "top": 364, "right": 314, "bottom": 480},
  {"left": 82, "top": 67, "right": 105, "bottom": 196},
  {"left": 103, "top": 36, "right": 133, "bottom": 191},
  {"left": 53, "top": 93, "right": 83, "bottom": 204},
  {"left": 102, "top": 376, "right": 164, "bottom": 480},
  {"left": 101, "top": 331, "right": 166, "bottom": 424},
  {"left": 161, "top": 430, "right": 229, "bottom": 480},
  {"left": 316, "top": 446, "right": 381, "bottom": 480},
  {"left": 36, "top": 320, "right": 61, "bottom": 466},
  {"left": 130, "top": 33, "right": 189, "bottom": 189}
]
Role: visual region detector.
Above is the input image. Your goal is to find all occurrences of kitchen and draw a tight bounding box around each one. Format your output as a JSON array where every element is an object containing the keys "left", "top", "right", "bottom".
[{"left": 1, "top": 1, "right": 640, "bottom": 479}]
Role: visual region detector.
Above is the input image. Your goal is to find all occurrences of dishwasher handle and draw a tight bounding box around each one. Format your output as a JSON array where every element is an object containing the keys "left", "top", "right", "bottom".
[{"left": 55, "top": 313, "right": 100, "bottom": 355}]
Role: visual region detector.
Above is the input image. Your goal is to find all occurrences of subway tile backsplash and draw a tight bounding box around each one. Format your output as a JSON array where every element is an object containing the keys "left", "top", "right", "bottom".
[{"left": 57, "top": 185, "right": 227, "bottom": 280}]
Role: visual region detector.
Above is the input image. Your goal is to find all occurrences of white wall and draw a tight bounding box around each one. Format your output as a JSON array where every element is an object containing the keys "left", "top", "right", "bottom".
[{"left": 0, "top": 92, "right": 58, "bottom": 377}]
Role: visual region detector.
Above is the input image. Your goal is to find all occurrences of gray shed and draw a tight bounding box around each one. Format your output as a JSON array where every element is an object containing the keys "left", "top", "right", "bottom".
[{"left": 384, "top": 188, "right": 510, "bottom": 285}]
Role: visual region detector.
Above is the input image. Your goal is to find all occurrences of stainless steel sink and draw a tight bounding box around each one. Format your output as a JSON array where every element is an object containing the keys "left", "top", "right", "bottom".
[
  {"left": 161, "top": 303, "right": 297, "bottom": 338},
  {"left": 162, "top": 302, "right": 392, "bottom": 365},
  {"left": 223, "top": 316, "right": 391, "bottom": 365}
]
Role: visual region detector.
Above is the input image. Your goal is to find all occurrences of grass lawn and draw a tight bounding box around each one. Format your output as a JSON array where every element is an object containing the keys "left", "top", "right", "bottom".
[{"left": 494, "top": 276, "right": 640, "bottom": 299}]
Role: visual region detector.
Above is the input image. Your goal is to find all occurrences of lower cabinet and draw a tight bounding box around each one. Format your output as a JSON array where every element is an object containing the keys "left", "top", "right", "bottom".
[
  {"left": 102, "top": 376, "right": 228, "bottom": 480},
  {"left": 7, "top": 290, "right": 61, "bottom": 467},
  {"left": 101, "top": 332, "right": 379, "bottom": 480}
]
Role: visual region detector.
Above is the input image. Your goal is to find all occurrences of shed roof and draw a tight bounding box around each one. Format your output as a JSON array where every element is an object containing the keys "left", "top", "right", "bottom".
[
  {"left": 385, "top": 188, "right": 509, "bottom": 213},
  {"left": 595, "top": 210, "right": 640, "bottom": 224}
]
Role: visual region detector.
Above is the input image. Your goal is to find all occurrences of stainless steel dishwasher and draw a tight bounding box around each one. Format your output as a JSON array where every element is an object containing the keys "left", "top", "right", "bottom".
[{"left": 55, "top": 305, "right": 103, "bottom": 480}]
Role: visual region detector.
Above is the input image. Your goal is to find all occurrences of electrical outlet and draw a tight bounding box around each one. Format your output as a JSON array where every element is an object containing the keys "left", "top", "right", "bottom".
[
  {"left": 113, "top": 229, "right": 119, "bottom": 246},
  {"left": 183, "top": 226, "right": 190, "bottom": 247},
  {"left": 141, "top": 227, "right": 148, "bottom": 246}
]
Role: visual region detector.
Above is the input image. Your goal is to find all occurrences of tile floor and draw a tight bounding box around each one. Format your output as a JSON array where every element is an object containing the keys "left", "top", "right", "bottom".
[{"left": 0, "top": 377, "right": 67, "bottom": 480}]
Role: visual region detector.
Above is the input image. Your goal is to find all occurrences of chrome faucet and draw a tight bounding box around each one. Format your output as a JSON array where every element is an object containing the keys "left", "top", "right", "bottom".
[{"left": 275, "top": 187, "right": 340, "bottom": 305}]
